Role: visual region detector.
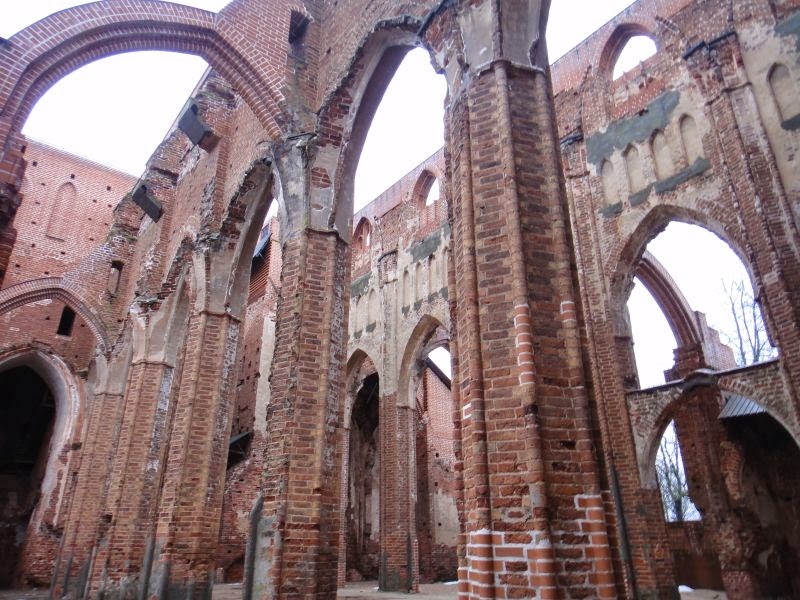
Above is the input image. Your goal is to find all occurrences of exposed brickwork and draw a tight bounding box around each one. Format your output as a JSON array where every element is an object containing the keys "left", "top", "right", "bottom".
[{"left": 0, "top": 0, "right": 798, "bottom": 599}]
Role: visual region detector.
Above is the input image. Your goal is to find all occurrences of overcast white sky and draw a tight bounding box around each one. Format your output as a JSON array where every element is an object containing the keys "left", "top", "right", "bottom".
[{"left": 1, "top": 1, "right": 760, "bottom": 387}]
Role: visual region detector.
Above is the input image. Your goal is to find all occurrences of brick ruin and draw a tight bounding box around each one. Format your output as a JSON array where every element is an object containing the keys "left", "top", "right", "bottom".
[{"left": 0, "top": 0, "right": 799, "bottom": 598}]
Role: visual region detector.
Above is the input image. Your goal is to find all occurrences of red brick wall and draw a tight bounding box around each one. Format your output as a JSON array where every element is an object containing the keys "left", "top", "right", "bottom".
[
  {"left": 0, "top": 1, "right": 798, "bottom": 598},
  {"left": 4, "top": 141, "right": 134, "bottom": 288}
]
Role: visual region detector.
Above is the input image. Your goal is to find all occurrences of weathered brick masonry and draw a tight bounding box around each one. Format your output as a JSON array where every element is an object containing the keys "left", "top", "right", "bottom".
[{"left": 0, "top": 0, "right": 798, "bottom": 599}]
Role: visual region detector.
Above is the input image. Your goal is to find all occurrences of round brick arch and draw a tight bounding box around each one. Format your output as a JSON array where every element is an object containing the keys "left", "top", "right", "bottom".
[
  {"left": 0, "top": 0, "right": 287, "bottom": 155},
  {"left": 0, "top": 277, "right": 111, "bottom": 352},
  {"left": 638, "top": 379, "right": 800, "bottom": 489}
]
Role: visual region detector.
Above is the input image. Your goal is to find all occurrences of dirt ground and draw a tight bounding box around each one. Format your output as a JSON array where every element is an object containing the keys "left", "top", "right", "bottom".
[
  {"left": 0, "top": 581, "right": 727, "bottom": 600},
  {"left": 333, "top": 581, "right": 727, "bottom": 599}
]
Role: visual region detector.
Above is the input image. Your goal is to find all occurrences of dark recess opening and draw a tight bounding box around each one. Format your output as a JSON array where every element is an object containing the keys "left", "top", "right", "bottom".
[
  {"left": 0, "top": 366, "right": 56, "bottom": 587},
  {"left": 56, "top": 306, "right": 76, "bottom": 337}
]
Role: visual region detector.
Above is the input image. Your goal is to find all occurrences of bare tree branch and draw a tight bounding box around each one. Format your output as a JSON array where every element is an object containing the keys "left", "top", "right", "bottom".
[
  {"left": 655, "top": 421, "right": 700, "bottom": 522},
  {"left": 720, "top": 279, "right": 777, "bottom": 366}
]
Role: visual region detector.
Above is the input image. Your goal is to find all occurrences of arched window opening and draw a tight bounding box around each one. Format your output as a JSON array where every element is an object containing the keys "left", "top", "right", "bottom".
[
  {"left": 0, "top": 365, "right": 56, "bottom": 587},
  {"left": 651, "top": 130, "right": 674, "bottom": 180},
  {"left": 354, "top": 219, "right": 372, "bottom": 253},
  {"left": 249, "top": 206, "right": 279, "bottom": 305},
  {"left": 108, "top": 260, "right": 124, "bottom": 295},
  {"left": 679, "top": 115, "right": 704, "bottom": 165},
  {"left": 627, "top": 222, "right": 776, "bottom": 388},
  {"left": 600, "top": 160, "right": 620, "bottom": 206},
  {"left": 624, "top": 145, "right": 645, "bottom": 193},
  {"left": 353, "top": 48, "right": 446, "bottom": 213},
  {"left": 655, "top": 421, "right": 700, "bottom": 522},
  {"left": 346, "top": 372, "right": 380, "bottom": 581},
  {"left": 56, "top": 305, "right": 76, "bottom": 337},
  {"left": 612, "top": 35, "right": 657, "bottom": 80},
  {"left": 425, "top": 179, "right": 440, "bottom": 206},
  {"left": 414, "top": 342, "right": 457, "bottom": 583},
  {"left": 769, "top": 63, "right": 800, "bottom": 123},
  {"left": 627, "top": 279, "right": 676, "bottom": 387}
]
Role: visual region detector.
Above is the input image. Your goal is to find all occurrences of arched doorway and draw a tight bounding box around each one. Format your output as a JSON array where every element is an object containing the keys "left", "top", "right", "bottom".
[
  {"left": 0, "top": 365, "right": 56, "bottom": 587},
  {"left": 346, "top": 371, "right": 381, "bottom": 581},
  {"left": 413, "top": 344, "right": 458, "bottom": 583}
]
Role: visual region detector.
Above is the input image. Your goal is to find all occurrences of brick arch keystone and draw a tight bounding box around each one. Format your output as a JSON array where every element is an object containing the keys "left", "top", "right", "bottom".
[
  {"left": 0, "top": 277, "right": 111, "bottom": 352},
  {"left": 0, "top": 0, "right": 286, "bottom": 160}
]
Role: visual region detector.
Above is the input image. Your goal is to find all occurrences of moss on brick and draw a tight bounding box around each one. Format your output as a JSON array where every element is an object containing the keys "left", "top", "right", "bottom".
[
  {"left": 776, "top": 9, "right": 800, "bottom": 51},
  {"left": 586, "top": 91, "right": 680, "bottom": 166},
  {"left": 351, "top": 272, "right": 371, "bottom": 297},
  {"left": 409, "top": 223, "right": 449, "bottom": 263},
  {"left": 654, "top": 157, "right": 710, "bottom": 195}
]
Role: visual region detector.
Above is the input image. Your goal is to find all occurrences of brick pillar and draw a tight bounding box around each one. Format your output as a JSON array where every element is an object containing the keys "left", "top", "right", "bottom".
[
  {"left": 337, "top": 419, "right": 350, "bottom": 589},
  {"left": 423, "top": 2, "right": 616, "bottom": 597},
  {"left": 672, "top": 344, "right": 706, "bottom": 380},
  {"left": 249, "top": 144, "right": 347, "bottom": 599},
  {"left": 0, "top": 124, "right": 27, "bottom": 288},
  {"left": 614, "top": 305, "right": 640, "bottom": 390},
  {"left": 149, "top": 307, "right": 241, "bottom": 599},
  {"left": 559, "top": 128, "right": 676, "bottom": 597},
  {"left": 673, "top": 388, "right": 761, "bottom": 599},
  {"left": 379, "top": 395, "right": 418, "bottom": 591},
  {"left": 0, "top": 222, "right": 16, "bottom": 286},
  {"left": 92, "top": 358, "right": 181, "bottom": 597},
  {"left": 53, "top": 384, "right": 128, "bottom": 599}
]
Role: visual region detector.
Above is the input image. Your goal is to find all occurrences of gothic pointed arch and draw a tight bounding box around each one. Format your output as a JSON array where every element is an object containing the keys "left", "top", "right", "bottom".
[
  {"left": 398, "top": 314, "right": 449, "bottom": 410},
  {"left": 0, "top": 277, "right": 111, "bottom": 351},
  {"left": 597, "top": 21, "right": 659, "bottom": 80},
  {"left": 316, "top": 20, "right": 427, "bottom": 234},
  {"left": 609, "top": 204, "right": 751, "bottom": 336}
]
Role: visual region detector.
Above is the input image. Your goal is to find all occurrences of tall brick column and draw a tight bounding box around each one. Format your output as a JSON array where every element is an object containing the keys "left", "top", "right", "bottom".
[
  {"left": 149, "top": 304, "right": 242, "bottom": 599},
  {"left": 423, "top": 2, "right": 616, "bottom": 598},
  {"left": 248, "top": 142, "right": 347, "bottom": 599},
  {"left": 93, "top": 330, "right": 188, "bottom": 598},
  {"left": 673, "top": 388, "right": 761, "bottom": 599},
  {"left": 52, "top": 358, "right": 130, "bottom": 600},
  {"left": 379, "top": 393, "right": 418, "bottom": 591}
]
